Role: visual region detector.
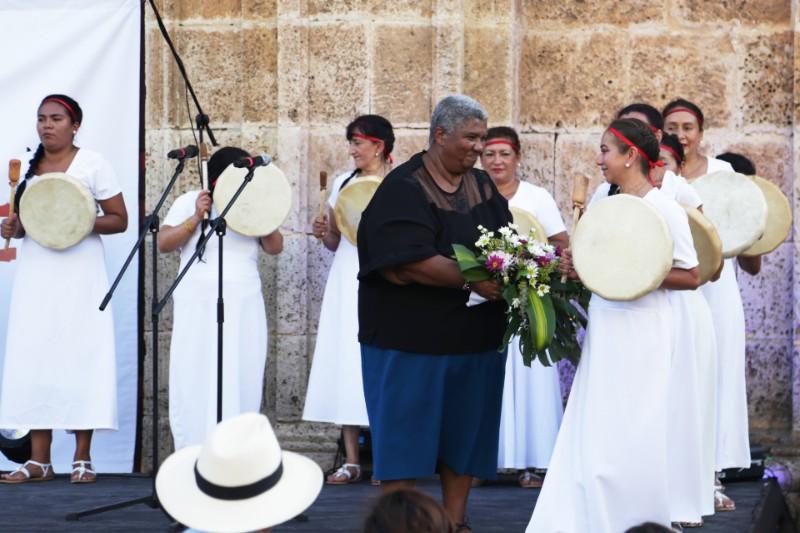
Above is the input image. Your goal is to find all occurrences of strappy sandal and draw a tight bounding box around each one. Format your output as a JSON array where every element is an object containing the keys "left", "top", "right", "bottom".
[
  {"left": 714, "top": 488, "right": 736, "bottom": 512},
  {"left": 326, "top": 463, "right": 361, "bottom": 485},
  {"left": 71, "top": 460, "right": 97, "bottom": 484},
  {"left": 680, "top": 519, "right": 704, "bottom": 528},
  {"left": 518, "top": 470, "right": 544, "bottom": 488},
  {"left": 0, "top": 460, "right": 54, "bottom": 484}
]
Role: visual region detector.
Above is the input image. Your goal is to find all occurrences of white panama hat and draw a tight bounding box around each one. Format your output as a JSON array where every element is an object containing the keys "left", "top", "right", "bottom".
[{"left": 156, "top": 412, "right": 323, "bottom": 533}]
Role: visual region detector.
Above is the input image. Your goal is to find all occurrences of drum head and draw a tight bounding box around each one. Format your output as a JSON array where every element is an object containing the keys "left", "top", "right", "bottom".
[
  {"left": 213, "top": 163, "right": 292, "bottom": 237},
  {"left": 741, "top": 175, "right": 791, "bottom": 257},
  {"left": 690, "top": 171, "right": 767, "bottom": 257},
  {"left": 682, "top": 205, "right": 722, "bottom": 285},
  {"left": 334, "top": 176, "right": 382, "bottom": 246},
  {"left": 509, "top": 206, "right": 547, "bottom": 242},
  {"left": 20, "top": 173, "right": 96, "bottom": 250},
  {"left": 572, "top": 194, "right": 673, "bottom": 301}
]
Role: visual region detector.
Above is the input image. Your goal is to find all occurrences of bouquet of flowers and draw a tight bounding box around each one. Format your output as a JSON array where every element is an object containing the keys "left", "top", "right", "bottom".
[{"left": 453, "top": 223, "right": 589, "bottom": 367}]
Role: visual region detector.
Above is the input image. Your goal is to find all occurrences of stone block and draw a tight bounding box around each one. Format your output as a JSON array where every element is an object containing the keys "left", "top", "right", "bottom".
[
  {"left": 242, "top": 26, "right": 279, "bottom": 123},
  {"left": 464, "top": 0, "right": 514, "bottom": 22},
  {"left": 520, "top": 0, "right": 661, "bottom": 27},
  {"left": 274, "top": 334, "right": 309, "bottom": 420},
  {"left": 275, "top": 234, "right": 308, "bottom": 334},
  {"left": 240, "top": 124, "right": 279, "bottom": 161},
  {"left": 746, "top": 339, "right": 792, "bottom": 432},
  {"left": 724, "top": 135, "right": 792, "bottom": 197},
  {"left": 308, "top": 24, "right": 368, "bottom": 124},
  {"left": 277, "top": 23, "right": 309, "bottom": 124},
  {"left": 518, "top": 133, "right": 556, "bottom": 192},
  {"left": 177, "top": 0, "right": 241, "bottom": 19},
  {"left": 392, "top": 131, "right": 430, "bottom": 166},
  {"left": 145, "top": 27, "right": 166, "bottom": 128},
  {"left": 554, "top": 133, "right": 603, "bottom": 225},
  {"left": 629, "top": 33, "right": 734, "bottom": 129},
  {"left": 307, "top": 236, "right": 335, "bottom": 336},
  {"left": 275, "top": 126, "right": 308, "bottom": 233},
  {"left": 741, "top": 31, "right": 793, "bottom": 128},
  {"left": 307, "top": 0, "right": 368, "bottom": 16},
  {"left": 373, "top": 25, "right": 434, "bottom": 125},
  {"left": 307, "top": 131, "right": 354, "bottom": 223},
  {"left": 243, "top": 0, "right": 277, "bottom": 19},
  {"left": 370, "top": 0, "right": 432, "bottom": 17},
  {"left": 672, "top": 0, "right": 790, "bottom": 25},
  {"left": 738, "top": 242, "right": 793, "bottom": 340},
  {"left": 464, "top": 26, "right": 512, "bottom": 123},
  {"left": 433, "top": 24, "right": 463, "bottom": 100},
  {"left": 519, "top": 31, "right": 626, "bottom": 129},
  {"left": 168, "top": 28, "right": 244, "bottom": 126}
]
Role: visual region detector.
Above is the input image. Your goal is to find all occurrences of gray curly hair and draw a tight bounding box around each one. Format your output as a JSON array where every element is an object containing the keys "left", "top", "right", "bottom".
[{"left": 429, "top": 95, "right": 488, "bottom": 146}]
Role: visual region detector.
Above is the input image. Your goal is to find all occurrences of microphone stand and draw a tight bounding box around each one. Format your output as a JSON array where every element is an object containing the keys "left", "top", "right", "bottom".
[{"left": 66, "top": 157, "right": 189, "bottom": 522}]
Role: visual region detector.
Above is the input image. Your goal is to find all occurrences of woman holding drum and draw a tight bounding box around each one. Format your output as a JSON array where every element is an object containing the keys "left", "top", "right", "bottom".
[
  {"left": 479, "top": 126, "right": 567, "bottom": 489},
  {"left": 0, "top": 94, "right": 128, "bottom": 484},
  {"left": 528, "top": 118, "right": 700, "bottom": 532},
  {"left": 302, "top": 115, "right": 395, "bottom": 485},
  {"left": 159, "top": 146, "right": 283, "bottom": 450}
]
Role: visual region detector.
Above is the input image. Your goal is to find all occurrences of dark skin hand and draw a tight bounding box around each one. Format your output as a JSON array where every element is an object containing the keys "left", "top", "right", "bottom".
[
  {"left": 737, "top": 255, "right": 761, "bottom": 276},
  {"left": 382, "top": 255, "right": 503, "bottom": 301}
]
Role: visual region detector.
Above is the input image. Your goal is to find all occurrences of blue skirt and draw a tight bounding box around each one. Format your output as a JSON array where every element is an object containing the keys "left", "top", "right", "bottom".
[{"left": 361, "top": 344, "right": 507, "bottom": 481}]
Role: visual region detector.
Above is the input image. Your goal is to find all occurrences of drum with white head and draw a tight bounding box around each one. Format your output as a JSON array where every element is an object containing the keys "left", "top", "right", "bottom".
[
  {"left": 334, "top": 176, "right": 382, "bottom": 246},
  {"left": 682, "top": 205, "right": 723, "bottom": 285},
  {"left": 572, "top": 194, "right": 673, "bottom": 301},
  {"left": 19, "top": 172, "right": 96, "bottom": 250},
  {"left": 741, "top": 175, "right": 791, "bottom": 257},
  {"left": 509, "top": 206, "right": 547, "bottom": 243}
]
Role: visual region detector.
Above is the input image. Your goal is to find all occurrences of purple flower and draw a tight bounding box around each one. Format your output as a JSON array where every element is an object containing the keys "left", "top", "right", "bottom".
[{"left": 485, "top": 252, "right": 506, "bottom": 273}]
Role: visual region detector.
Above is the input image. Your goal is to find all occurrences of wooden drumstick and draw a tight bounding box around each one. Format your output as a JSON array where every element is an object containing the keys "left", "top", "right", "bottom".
[
  {"left": 561, "top": 174, "right": 590, "bottom": 282},
  {"left": 4, "top": 159, "right": 21, "bottom": 249},
  {"left": 318, "top": 171, "right": 328, "bottom": 218},
  {"left": 199, "top": 143, "right": 210, "bottom": 221}
]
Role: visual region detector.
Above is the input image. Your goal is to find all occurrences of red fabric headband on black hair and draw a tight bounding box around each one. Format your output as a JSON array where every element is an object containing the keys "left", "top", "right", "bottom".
[
  {"left": 659, "top": 144, "right": 682, "bottom": 164},
  {"left": 484, "top": 138, "right": 519, "bottom": 152},
  {"left": 608, "top": 127, "right": 664, "bottom": 188},
  {"left": 42, "top": 97, "right": 78, "bottom": 122},
  {"left": 663, "top": 106, "right": 701, "bottom": 124},
  {"left": 352, "top": 132, "right": 393, "bottom": 163}
]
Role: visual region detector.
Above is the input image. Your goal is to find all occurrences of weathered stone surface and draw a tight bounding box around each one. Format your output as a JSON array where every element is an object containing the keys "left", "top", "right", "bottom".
[
  {"left": 392, "top": 131, "right": 430, "bottom": 165},
  {"left": 277, "top": 23, "right": 309, "bottom": 124},
  {"left": 629, "top": 33, "right": 734, "bottom": 129},
  {"left": 242, "top": 26, "right": 278, "bottom": 123},
  {"left": 741, "top": 31, "right": 793, "bottom": 128},
  {"left": 464, "top": 0, "right": 513, "bottom": 22},
  {"left": 520, "top": 0, "right": 661, "bottom": 27},
  {"left": 739, "top": 242, "right": 793, "bottom": 340},
  {"left": 520, "top": 32, "right": 626, "bottom": 129},
  {"left": 432, "top": 23, "right": 463, "bottom": 100},
  {"left": 518, "top": 133, "right": 556, "bottom": 192},
  {"left": 145, "top": 28, "right": 166, "bottom": 127},
  {"left": 553, "top": 133, "right": 603, "bottom": 225},
  {"left": 307, "top": 238, "right": 335, "bottom": 336},
  {"left": 725, "top": 136, "right": 792, "bottom": 197},
  {"left": 464, "top": 26, "right": 512, "bottom": 123},
  {"left": 307, "top": 0, "right": 367, "bottom": 16},
  {"left": 276, "top": 126, "right": 308, "bottom": 232},
  {"left": 672, "top": 0, "right": 790, "bottom": 25},
  {"left": 243, "top": 0, "right": 277, "bottom": 19},
  {"left": 746, "top": 339, "right": 793, "bottom": 432},
  {"left": 308, "top": 24, "right": 368, "bottom": 124},
  {"left": 178, "top": 0, "right": 241, "bottom": 19},
  {"left": 373, "top": 25, "right": 434, "bottom": 125},
  {"left": 275, "top": 234, "right": 308, "bottom": 335},
  {"left": 370, "top": 0, "right": 432, "bottom": 17},
  {"left": 274, "top": 334, "right": 309, "bottom": 420}
]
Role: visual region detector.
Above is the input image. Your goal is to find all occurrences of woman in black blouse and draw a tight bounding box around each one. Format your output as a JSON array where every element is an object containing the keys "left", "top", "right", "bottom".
[{"left": 357, "top": 95, "right": 512, "bottom": 531}]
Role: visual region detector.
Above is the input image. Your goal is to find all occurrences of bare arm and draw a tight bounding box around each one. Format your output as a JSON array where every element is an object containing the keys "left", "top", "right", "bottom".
[
  {"left": 660, "top": 266, "right": 701, "bottom": 290},
  {"left": 259, "top": 229, "right": 283, "bottom": 255},
  {"left": 95, "top": 193, "right": 128, "bottom": 235},
  {"left": 158, "top": 191, "right": 210, "bottom": 253},
  {"left": 382, "top": 255, "right": 502, "bottom": 300}
]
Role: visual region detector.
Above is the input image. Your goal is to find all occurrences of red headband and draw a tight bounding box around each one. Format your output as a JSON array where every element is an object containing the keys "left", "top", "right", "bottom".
[
  {"left": 659, "top": 144, "right": 682, "bottom": 164},
  {"left": 351, "top": 133, "right": 393, "bottom": 163},
  {"left": 663, "top": 106, "right": 702, "bottom": 125},
  {"left": 607, "top": 127, "right": 664, "bottom": 172},
  {"left": 646, "top": 123, "right": 660, "bottom": 134},
  {"left": 484, "top": 138, "right": 519, "bottom": 152},
  {"left": 42, "top": 97, "right": 78, "bottom": 123}
]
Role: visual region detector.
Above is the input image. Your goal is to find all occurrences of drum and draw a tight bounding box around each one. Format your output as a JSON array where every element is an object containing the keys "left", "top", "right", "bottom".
[
  {"left": 682, "top": 205, "right": 723, "bottom": 285},
  {"left": 690, "top": 171, "right": 767, "bottom": 258},
  {"left": 741, "top": 175, "right": 791, "bottom": 257},
  {"left": 19, "top": 172, "right": 96, "bottom": 250},
  {"left": 334, "top": 176, "right": 382, "bottom": 246},
  {"left": 572, "top": 194, "right": 673, "bottom": 301},
  {"left": 213, "top": 163, "right": 292, "bottom": 237},
  {"left": 509, "top": 206, "right": 547, "bottom": 242}
]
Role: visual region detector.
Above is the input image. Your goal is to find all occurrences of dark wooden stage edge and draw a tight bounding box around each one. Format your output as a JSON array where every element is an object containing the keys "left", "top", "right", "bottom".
[{"left": 0, "top": 474, "right": 793, "bottom": 532}]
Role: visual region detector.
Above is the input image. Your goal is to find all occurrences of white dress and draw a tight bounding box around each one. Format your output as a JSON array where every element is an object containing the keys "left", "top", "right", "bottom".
[
  {"left": 303, "top": 171, "right": 369, "bottom": 426},
  {"left": 0, "top": 149, "right": 119, "bottom": 430},
  {"left": 163, "top": 191, "right": 268, "bottom": 450},
  {"left": 497, "top": 181, "right": 566, "bottom": 470},
  {"left": 527, "top": 188, "right": 697, "bottom": 533}
]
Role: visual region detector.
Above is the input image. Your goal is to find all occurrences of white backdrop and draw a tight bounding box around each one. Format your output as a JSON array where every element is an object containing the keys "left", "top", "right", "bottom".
[{"left": 0, "top": 0, "right": 140, "bottom": 472}]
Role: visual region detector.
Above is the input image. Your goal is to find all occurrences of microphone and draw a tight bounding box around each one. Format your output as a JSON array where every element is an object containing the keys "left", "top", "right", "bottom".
[
  {"left": 167, "top": 145, "right": 199, "bottom": 160},
  {"left": 233, "top": 154, "right": 272, "bottom": 169}
]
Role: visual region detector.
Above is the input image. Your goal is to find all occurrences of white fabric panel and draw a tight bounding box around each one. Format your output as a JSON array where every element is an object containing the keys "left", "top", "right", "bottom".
[{"left": 0, "top": 0, "right": 140, "bottom": 472}]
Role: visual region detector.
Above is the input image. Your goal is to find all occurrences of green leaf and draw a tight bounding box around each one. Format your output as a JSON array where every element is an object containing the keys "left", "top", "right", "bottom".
[
  {"left": 452, "top": 244, "right": 481, "bottom": 270},
  {"left": 526, "top": 290, "right": 556, "bottom": 352}
]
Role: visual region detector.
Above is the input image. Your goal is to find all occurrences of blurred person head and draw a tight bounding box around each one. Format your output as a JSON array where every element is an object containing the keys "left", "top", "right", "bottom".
[{"left": 363, "top": 488, "right": 454, "bottom": 533}]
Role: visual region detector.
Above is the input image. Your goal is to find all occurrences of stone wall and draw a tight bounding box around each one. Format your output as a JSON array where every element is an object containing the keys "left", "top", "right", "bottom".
[{"left": 141, "top": 0, "right": 798, "bottom": 471}]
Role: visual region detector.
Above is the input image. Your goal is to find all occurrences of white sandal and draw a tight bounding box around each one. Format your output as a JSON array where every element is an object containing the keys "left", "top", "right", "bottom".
[
  {"left": 71, "top": 460, "right": 97, "bottom": 484},
  {"left": 0, "top": 460, "right": 54, "bottom": 484},
  {"left": 326, "top": 463, "right": 361, "bottom": 485}
]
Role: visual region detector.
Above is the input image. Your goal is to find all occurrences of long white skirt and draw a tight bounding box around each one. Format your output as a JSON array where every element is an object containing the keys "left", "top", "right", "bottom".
[
  {"left": 701, "top": 259, "right": 750, "bottom": 470},
  {"left": 497, "top": 337, "right": 562, "bottom": 469},
  {"left": 0, "top": 235, "right": 117, "bottom": 430},
  {"left": 527, "top": 292, "right": 673, "bottom": 533},
  {"left": 169, "top": 276, "right": 267, "bottom": 450},
  {"left": 303, "top": 239, "right": 368, "bottom": 426},
  {"left": 666, "top": 290, "right": 718, "bottom": 522}
]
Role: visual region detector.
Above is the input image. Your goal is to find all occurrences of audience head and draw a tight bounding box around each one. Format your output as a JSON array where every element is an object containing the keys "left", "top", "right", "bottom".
[{"left": 363, "top": 488, "right": 454, "bottom": 533}]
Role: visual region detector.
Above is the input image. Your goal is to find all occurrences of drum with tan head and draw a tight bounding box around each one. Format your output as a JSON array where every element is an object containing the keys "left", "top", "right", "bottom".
[
  {"left": 682, "top": 205, "right": 723, "bottom": 285},
  {"left": 20, "top": 172, "right": 96, "bottom": 250},
  {"left": 334, "top": 176, "right": 382, "bottom": 246},
  {"left": 509, "top": 206, "right": 547, "bottom": 242},
  {"left": 213, "top": 163, "right": 292, "bottom": 237},
  {"left": 741, "top": 175, "right": 791, "bottom": 257},
  {"left": 572, "top": 194, "right": 673, "bottom": 301},
  {"left": 689, "top": 171, "right": 767, "bottom": 258}
]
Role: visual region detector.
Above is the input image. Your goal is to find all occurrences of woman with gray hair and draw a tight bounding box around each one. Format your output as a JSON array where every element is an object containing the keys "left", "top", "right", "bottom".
[{"left": 357, "top": 95, "right": 512, "bottom": 531}]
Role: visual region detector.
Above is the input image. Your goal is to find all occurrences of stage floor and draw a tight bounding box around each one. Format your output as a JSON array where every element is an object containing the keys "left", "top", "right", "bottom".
[{"left": 0, "top": 474, "right": 766, "bottom": 532}]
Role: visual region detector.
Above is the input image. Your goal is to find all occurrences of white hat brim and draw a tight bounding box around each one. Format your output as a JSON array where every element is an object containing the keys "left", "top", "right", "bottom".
[{"left": 156, "top": 446, "right": 323, "bottom": 533}]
